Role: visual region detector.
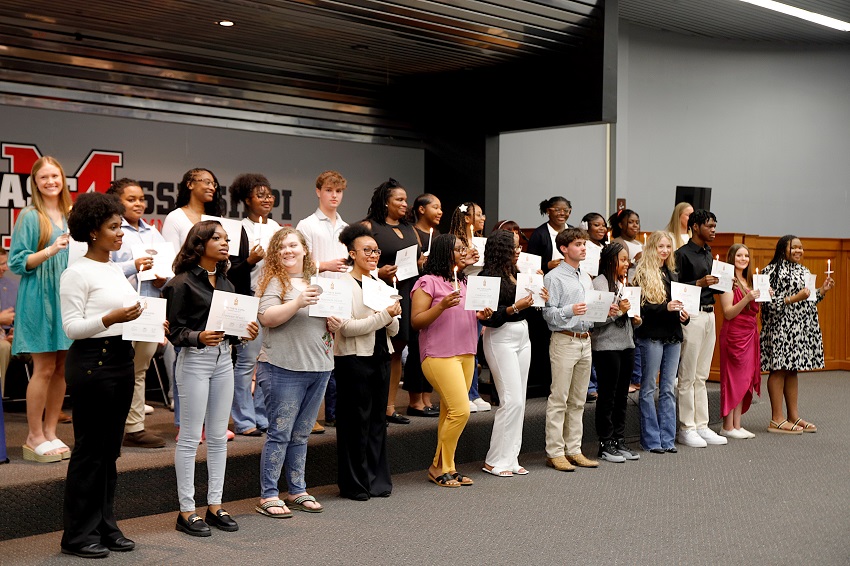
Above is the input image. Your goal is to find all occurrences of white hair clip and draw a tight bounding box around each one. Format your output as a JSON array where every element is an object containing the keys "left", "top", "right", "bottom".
[
  {"left": 458, "top": 204, "right": 468, "bottom": 213},
  {"left": 580, "top": 221, "right": 588, "bottom": 230}
]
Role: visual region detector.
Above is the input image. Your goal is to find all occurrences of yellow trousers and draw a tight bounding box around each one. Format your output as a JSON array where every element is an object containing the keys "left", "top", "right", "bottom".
[{"left": 422, "top": 355, "right": 474, "bottom": 475}]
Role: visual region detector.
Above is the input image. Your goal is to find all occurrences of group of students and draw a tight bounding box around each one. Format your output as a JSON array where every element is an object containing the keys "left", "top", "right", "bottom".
[{"left": 4, "top": 156, "right": 835, "bottom": 558}]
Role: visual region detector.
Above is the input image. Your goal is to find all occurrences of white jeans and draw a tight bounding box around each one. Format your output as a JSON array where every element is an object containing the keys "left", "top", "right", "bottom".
[
  {"left": 482, "top": 321, "right": 531, "bottom": 472},
  {"left": 677, "top": 310, "right": 716, "bottom": 430}
]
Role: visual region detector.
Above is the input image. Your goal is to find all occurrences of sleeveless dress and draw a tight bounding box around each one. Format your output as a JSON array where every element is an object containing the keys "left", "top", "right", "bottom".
[
  {"left": 371, "top": 221, "right": 420, "bottom": 343},
  {"left": 718, "top": 285, "right": 760, "bottom": 417}
]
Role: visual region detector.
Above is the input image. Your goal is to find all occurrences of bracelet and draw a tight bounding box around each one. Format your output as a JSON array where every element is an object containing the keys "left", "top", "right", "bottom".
[
  {"left": 44, "top": 247, "right": 51, "bottom": 258},
  {"left": 511, "top": 303, "right": 518, "bottom": 314}
]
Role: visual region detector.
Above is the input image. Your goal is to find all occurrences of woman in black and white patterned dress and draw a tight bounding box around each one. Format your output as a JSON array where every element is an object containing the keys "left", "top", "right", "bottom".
[{"left": 760, "top": 235, "right": 834, "bottom": 434}]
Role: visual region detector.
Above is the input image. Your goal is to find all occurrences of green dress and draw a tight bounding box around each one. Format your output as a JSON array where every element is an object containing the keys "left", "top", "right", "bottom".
[{"left": 8, "top": 208, "right": 72, "bottom": 354}]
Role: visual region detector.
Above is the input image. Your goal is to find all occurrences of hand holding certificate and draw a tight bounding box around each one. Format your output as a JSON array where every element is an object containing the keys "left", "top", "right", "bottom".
[
  {"left": 515, "top": 272, "right": 545, "bottom": 307},
  {"left": 361, "top": 276, "right": 399, "bottom": 313},
  {"left": 805, "top": 273, "right": 818, "bottom": 302},
  {"left": 464, "top": 276, "right": 500, "bottom": 311},
  {"left": 308, "top": 276, "right": 353, "bottom": 319},
  {"left": 394, "top": 244, "right": 419, "bottom": 281},
  {"left": 132, "top": 242, "right": 176, "bottom": 281},
  {"left": 582, "top": 289, "right": 616, "bottom": 323},
  {"left": 620, "top": 286, "right": 641, "bottom": 317},
  {"left": 671, "top": 282, "right": 701, "bottom": 315},
  {"left": 471, "top": 237, "right": 487, "bottom": 267},
  {"left": 122, "top": 296, "right": 167, "bottom": 343},
  {"left": 752, "top": 274, "right": 772, "bottom": 302},
  {"left": 710, "top": 259, "right": 734, "bottom": 293},
  {"left": 206, "top": 290, "right": 259, "bottom": 337}
]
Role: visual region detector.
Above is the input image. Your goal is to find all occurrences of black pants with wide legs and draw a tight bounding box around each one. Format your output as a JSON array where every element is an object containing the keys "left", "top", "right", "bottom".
[{"left": 593, "top": 348, "right": 635, "bottom": 443}]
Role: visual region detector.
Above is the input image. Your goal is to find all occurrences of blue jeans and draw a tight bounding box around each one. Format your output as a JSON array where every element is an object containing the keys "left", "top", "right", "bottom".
[
  {"left": 231, "top": 337, "right": 268, "bottom": 433},
  {"left": 258, "top": 362, "right": 330, "bottom": 498},
  {"left": 324, "top": 372, "right": 337, "bottom": 421},
  {"left": 587, "top": 363, "right": 598, "bottom": 395},
  {"left": 637, "top": 338, "right": 680, "bottom": 451},
  {"left": 630, "top": 341, "right": 643, "bottom": 386},
  {"left": 174, "top": 343, "right": 234, "bottom": 512}
]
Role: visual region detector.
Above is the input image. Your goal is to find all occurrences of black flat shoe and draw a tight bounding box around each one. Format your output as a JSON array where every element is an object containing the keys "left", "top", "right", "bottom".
[
  {"left": 649, "top": 448, "right": 665, "bottom": 454},
  {"left": 205, "top": 508, "right": 239, "bottom": 532},
  {"left": 61, "top": 543, "right": 110, "bottom": 559},
  {"left": 386, "top": 412, "right": 410, "bottom": 424},
  {"left": 175, "top": 513, "right": 211, "bottom": 537},
  {"left": 664, "top": 447, "right": 678, "bottom": 453},
  {"left": 341, "top": 492, "right": 370, "bottom": 501},
  {"left": 406, "top": 407, "right": 438, "bottom": 417},
  {"left": 103, "top": 536, "right": 135, "bottom": 552}
]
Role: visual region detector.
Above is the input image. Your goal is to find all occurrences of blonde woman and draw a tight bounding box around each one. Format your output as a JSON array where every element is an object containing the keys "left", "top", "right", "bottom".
[
  {"left": 632, "top": 231, "right": 690, "bottom": 453},
  {"left": 9, "top": 156, "right": 73, "bottom": 462},
  {"left": 665, "top": 202, "right": 693, "bottom": 250}
]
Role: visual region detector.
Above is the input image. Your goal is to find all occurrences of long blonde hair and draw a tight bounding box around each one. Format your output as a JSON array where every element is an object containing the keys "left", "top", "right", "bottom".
[
  {"left": 634, "top": 231, "right": 676, "bottom": 305},
  {"left": 665, "top": 202, "right": 692, "bottom": 251},
  {"left": 29, "top": 156, "right": 73, "bottom": 251},
  {"left": 256, "top": 227, "right": 317, "bottom": 297}
]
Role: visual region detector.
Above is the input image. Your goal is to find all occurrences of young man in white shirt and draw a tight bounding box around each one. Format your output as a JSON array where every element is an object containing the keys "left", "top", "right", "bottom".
[{"left": 295, "top": 171, "right": 350, "bottom": 430}]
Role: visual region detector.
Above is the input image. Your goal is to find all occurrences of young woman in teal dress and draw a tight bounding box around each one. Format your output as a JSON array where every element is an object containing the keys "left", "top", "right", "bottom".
[{"left": 9, "top": 156, "right": 74, "bottom": 462}]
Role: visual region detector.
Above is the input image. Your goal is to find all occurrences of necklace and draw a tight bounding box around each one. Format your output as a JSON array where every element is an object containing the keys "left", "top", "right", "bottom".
[{"left": 205, "top": 268, "right": 217, "bottom": 276}]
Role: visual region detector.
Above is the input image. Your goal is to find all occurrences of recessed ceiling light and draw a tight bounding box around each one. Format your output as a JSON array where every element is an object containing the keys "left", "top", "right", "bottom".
[
  {"left": 738, "top": 0, "right": 850, "bottom": 31},
  {"left": 218, "top": 20, "right": 234, "bottom": 27}
]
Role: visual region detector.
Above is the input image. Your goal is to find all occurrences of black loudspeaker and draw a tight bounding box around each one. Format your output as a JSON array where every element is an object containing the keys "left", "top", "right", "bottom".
[{"left": 675, "top": 186, "right": 712, "bottom": 211}]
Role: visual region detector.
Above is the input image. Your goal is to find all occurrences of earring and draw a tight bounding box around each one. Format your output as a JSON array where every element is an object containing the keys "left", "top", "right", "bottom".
[{"left": 92, "top": 236, "right": 97, "bottom": 241}]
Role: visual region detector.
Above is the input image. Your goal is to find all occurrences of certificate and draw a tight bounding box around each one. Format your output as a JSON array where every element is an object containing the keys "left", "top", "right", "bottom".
[
  {"left": 582, "top": 289, "right": 616, "bottom": 323},
  {"left": 122, "top": 296, "right": 167, "bottom": 343},
  {"left": 251, "top": 221, "right": 282, "bottom": 251},
  {"left": 464, "top": 276, "right": 500, "bottom": 311},
  {"left": 308, "top": 276, "right": 352, "bottom": 319},
  {"left": 517, "top": 252, "right": 542, "bottom": 274},
  {"left": 579, "top": 243, "right": 601, "bottom": 277},
  {"left": 624, "top": 240, "right": 643, "bottom": 263},
  {"left": 205, "top": 290, "right": 259, "bottom": 337},
  {"left": 394, "top": 244, "right": 419, "bottom": 281},
  {"left": 201, "top": 215, "right": 243, "bottom": 256},
  {"left": 620, "top": 286, "right": 641, "bottom": 318},
  {"left": 671, "top": 282, "right": 700, "bottom": 315},
  {"left": 515, "top": 272, "right": 545, "bottom": 307},
  {"left": 753, "top": 275, "right": 772, "bottom": 302},
  {"left": 471, "top": 237, "right": 487, "bottom": 267},
  {"left": 805, "top": 273, "right": 818, "bottom": 302},
  {"left": 710, "top": 259, "right": 734, "bottom": 293},
  {"left": 361, "top": 275, "right": 400, "bottom": 313},
  {"left": 131, "top": 242, "right": 175, "bottom": 281}
]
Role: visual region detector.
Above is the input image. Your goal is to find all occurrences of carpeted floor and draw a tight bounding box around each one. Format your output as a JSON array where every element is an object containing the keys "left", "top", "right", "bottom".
[{"left": 1, "top": 371, "right": 848, "bottom": 565}]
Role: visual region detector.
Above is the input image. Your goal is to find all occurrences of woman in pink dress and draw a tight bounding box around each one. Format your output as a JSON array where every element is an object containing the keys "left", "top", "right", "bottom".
[{"left": 718, "top": 244, "right": 767, "bottom": 439}]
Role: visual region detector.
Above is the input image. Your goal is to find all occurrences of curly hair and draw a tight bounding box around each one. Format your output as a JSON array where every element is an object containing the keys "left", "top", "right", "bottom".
[
  {"left": 256, "top": 227, "right": 316, "bottom": 297},
  {"left": 364, "top": 178, "right": 407, "bottom": 225},
  {"left": 609, "top": 209, "right": 639, "bottom": 239},
  {"left": 687, "top": 209, "right": 717, "bottom": 231},
  {"left": 173, "top": 220, "right": 229, "bottom": 275},
  {"left": 538, "top": 196, "right": 570, "bottom": 216},
  {"left": 633, "top": 231, "right": 676, "bottom": 305},
  {"left": 598, "top": 242, "right": 626, "bottom": 293},
  {"left": 422, "top": 233, "right": 464, "bottom": 283},
  {"left": 316, "top": 170, "right": 347, "bottom": 190},
  {"left": 106, "top": 177, "right": 141, "bottom": 198},
  {"left": 28, "top": 156, "right": 73, "bottom": 252},
  {"left": 175, "top": 168, "right": 224, "bottom": 216},
  {"left": 67, "top": 192, "right": 125, "bottom": 244},
  {"left": 481, "top": 229, "right": 517, "bottom": 281},
  {"left": 339, "top": 223, "right": 374, "bottom": 266},
  {"left": 229, "top": 173, "right": 271, "bottom": 210},
  {"left": 448, "top": 201, "right": 479, "bottom": 246}
]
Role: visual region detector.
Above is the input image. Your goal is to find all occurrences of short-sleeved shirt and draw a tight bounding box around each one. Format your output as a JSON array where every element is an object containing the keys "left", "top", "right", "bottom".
[{"left": 412, "top": 275, "right": 478, "bottom": 362}]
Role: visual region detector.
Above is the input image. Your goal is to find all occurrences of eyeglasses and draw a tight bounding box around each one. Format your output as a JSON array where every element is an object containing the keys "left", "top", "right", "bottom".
[
  {"left": 254, "top": 192, "right": 274, "bottom": 200},
  {"left": 549, "top": 207, "right": 570, "bottom": 214},
  {"left": 454, "top": 246, "right": 468, "bottom": 254},
  {"left": 360, "top": 248, "right": 382, "bottom": 257},
  {"left": 192, "top": 178, "right": 218, "bottom": 189}
]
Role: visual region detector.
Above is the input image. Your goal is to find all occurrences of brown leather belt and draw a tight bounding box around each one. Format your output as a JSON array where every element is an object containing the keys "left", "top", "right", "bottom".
[{"left": 557, "top": 330, "right": 590, "bottom": 339}]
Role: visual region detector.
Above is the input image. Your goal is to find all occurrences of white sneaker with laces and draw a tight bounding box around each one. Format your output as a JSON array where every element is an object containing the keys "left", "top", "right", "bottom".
[
  {"left": 720, "top": 428, "right": 747, "bottom": 439},
  {"left": 678, "top": 429, "right": 707, "bottom": 448},
  {"left": 739, "top": 427, "right": 756, "bottom": 439},
  {"left": 469, "top": 400, "right": 478, "bottom": 413},
  {"left": 697, "top": 427, "right": 728, "bottom": 445},
  {"left": 472, "top": 398, "right": 491, "bottom": 412}
]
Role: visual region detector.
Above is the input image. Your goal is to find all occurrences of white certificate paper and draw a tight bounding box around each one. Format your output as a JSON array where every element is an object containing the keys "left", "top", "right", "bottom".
[
  {"left": 205, "top": 290, "right": 259, "bottom": 337},
  {"left": 361, "top": 275, "right": 399, "bottom": 313},
  {"left": 464, "top": 276, "right": 500, "bottom": 311},
  {"left": 582, "top": 289, "right": 616, "bottom": 323},
  {"left": 201, "top": 215, "right": 243, "bottom": 256},
  {"left": 517, "top": 252, "right": 542, "bottom": 274},
  {"left": 753, "top": 275, "right": 772, "bottom": 302},
  {"left": 805, "top": 273, "right": 818, "bottom": 302},
  {"left": 131, "top": 242, "right": 175, "bottom": 281},
  {"left": 579, "top": 243, "right": 601, "bottom": 277},
  {"left": 710, "top": 260, "right": 734, "bottom": 293},
  {"left": 251, "top": 221, "right": 282, "bottom": 251},
  {"left": 515, "top": 272, "right": 545, "bottom": 307},
  {"left": 471, "top": 237, "right": 487, "bottom": 267},
  {"left": 308, "top": 276, "right": 352, "bottom": 319},
  {"left": 621, "top": 286, "right": 641, "bottom": 318},
  {"left": 122, "top": 296, "right": 167, "bottom": 343},
  {"left": 671, "top": 282, "right": 701, "bottom": 315},
  {"left": 394, "top": 244, "right": 419, "bottom": 281}
]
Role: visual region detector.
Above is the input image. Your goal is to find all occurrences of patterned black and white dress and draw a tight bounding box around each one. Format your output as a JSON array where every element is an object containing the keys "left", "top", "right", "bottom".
[{"left": 760, "top": 260, "right": 825, "bottom": 371}]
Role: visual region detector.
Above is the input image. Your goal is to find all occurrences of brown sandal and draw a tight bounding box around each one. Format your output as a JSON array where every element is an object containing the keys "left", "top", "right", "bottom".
[
  {"left": 767, "top": 419, "right": 803, "bottom": 435},
  {"left": 791, "top": 418, "right": 817, "bottom": 433},
  {"left": 428, "top": 473, "right": 461, "bottom": 488}
]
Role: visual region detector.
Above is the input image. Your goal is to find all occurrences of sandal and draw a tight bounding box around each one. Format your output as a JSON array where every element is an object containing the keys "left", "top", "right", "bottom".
[
  {"left": 767, "top": 419, "right": 803, "bottom": 435},
  {"left": 451, "top": 472, "right": 474, "bottom": 486},
  {"left": 428, "top": 473, "right": 461, "bottom": 488},
  {"left": 22, "top": 441, "right": 64, "bottom": 463},
  {"left": 512, "top": 466, "right": 529, "bottom": 476},
  {"left": 482, "top": 465, "right": 513, "bottom": 477},
  {"left": 286, "top": 494, "right": 323, "bottom": 513},
  {"left": 791, "top": 418, "right": 817, "bottom": 433},
  {"left": 255, "top": 499, "right": 293, "bottom": 518}
]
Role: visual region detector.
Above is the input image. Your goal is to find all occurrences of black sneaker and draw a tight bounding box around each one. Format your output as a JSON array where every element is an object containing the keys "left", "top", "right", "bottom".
[
  {"left": 615, "top": 439, "right": 640, "bottom": 460},
  {"left": 598, "top": 441, "right": 625, "bottom": 463}
]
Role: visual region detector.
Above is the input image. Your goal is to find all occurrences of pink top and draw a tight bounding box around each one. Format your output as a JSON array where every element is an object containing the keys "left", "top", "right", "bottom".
[{"left": 413, "top": 275, "right": 479, "bottom": 362}]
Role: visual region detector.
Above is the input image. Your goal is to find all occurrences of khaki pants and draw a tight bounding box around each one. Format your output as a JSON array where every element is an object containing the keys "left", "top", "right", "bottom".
[
  {"left": 422, "top": 355, "right": 474, "bottom": 475},
  {"left": 545, "top": 333, "right": 592, "bottom": 458},
  {"left": 125, "top": 341, "right": 158, "bottom": 433},
  {"left": 677, "top": 310, "right": 715, "bottom": 430},
  {"left": 0, "top": 339, "right": 10, "bottom": 396}
]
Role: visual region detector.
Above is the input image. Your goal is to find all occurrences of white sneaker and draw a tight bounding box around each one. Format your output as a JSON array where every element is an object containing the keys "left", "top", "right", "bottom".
[
  {"left": 719, "top": 428, "right": 748, "bottom": 439},
  {"left": 739, "top": 427, "right": 756, "bottom": 439},
  {"left": 678, "top": 430, "right": 707, "bottom": 448},
  {"left": 469, "top": 400, "right": 478, "bottom": 413},
  {"left": 697, "top": 428, "right": 728, "bottom": 445},
  {"left": 472, "top": 398, "right": 491, "bottom": 412},
  {"left": 144, "top": 404, "right": 154, "bottom": 415}
]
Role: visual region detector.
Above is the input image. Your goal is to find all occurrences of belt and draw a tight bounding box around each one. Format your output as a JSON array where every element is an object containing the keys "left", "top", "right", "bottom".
[
  {"left": 557, "top": 330, "right": 590, "bottom": 339},
  {"left": 699, "top": 305, "right": 714, "bottom": 313}
]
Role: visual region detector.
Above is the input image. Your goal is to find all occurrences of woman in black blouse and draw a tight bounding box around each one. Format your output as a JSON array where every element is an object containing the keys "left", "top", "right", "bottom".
[{"left": 480, "top": 230, "right": 548, "bottom": 477}]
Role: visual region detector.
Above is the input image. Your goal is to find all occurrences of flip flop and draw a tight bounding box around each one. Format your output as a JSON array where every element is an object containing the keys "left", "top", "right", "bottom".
[
  {"left": 482, "top": 466, "right": 513, "bottom": 477},
  {"left": 22, "top": 441, "right": 63, "bottom": 463},
  {"left": 286, "top": 494, "right": 323, "bottom": 513},
  {"left": 791, "top": 418, "right": 817, "bottom": 433},
  {"left": 428, "top": 473, "right": 461, "bottom": 488},
  {"left": 50, "top": 439, "right": 72, "bottom": 460},
  {"left": 767, "top": 419, "right": 803, "bottom": 435},
  {"left": 255, "top": 499, "right": 292, "bottom": 518}
]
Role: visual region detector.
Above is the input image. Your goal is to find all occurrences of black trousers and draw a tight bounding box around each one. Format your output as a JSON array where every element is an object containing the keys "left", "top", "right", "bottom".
[
  {"left": 401, "top": 329, "right": 432, "bottom": 394},
  {"left": 334, "top": 355, "right": 392, "bottom": 499},
  {"left": 61, "top": 337, "right": 134, "bottom": 549},
  {"left": 593, "top": 348, "right": 635, "bottom": 443}
]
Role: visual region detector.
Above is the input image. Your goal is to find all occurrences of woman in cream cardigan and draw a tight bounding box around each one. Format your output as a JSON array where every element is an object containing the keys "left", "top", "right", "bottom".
[{"left": 330, "top": 223, "right": 400, "bottom": 501}]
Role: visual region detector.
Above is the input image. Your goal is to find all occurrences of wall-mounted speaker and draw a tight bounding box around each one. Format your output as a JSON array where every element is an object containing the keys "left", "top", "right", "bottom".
[{"left": 675, "top": 186, "right": 712, "bottom": 211}]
